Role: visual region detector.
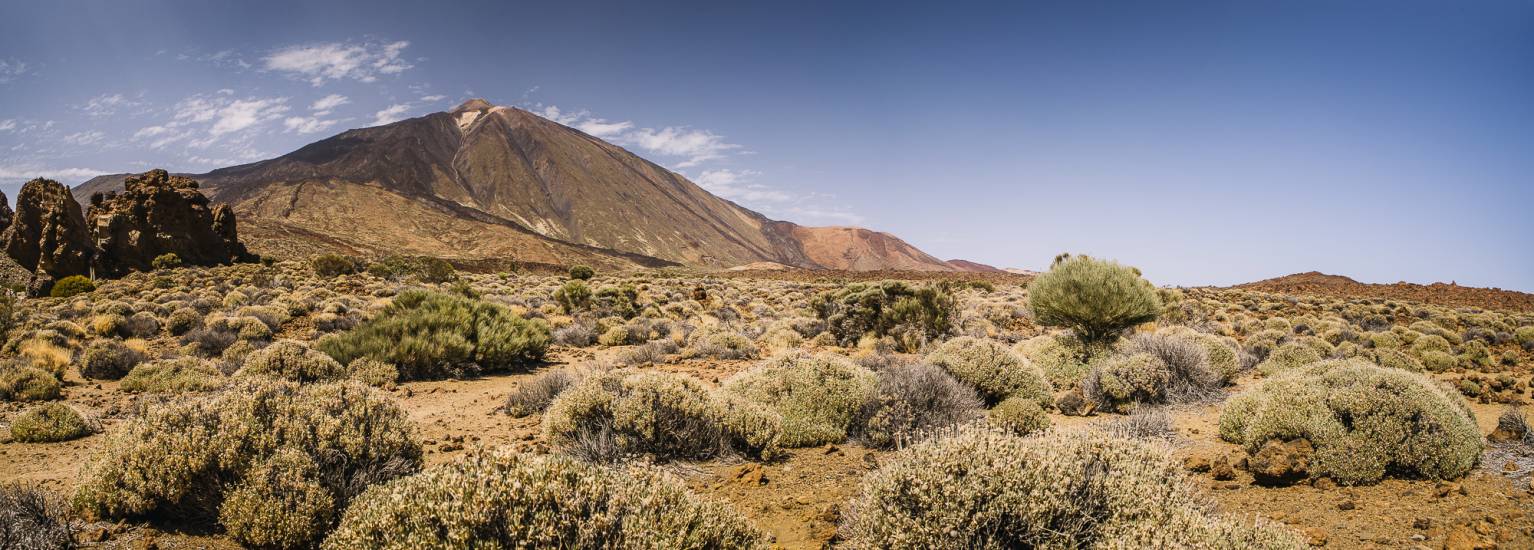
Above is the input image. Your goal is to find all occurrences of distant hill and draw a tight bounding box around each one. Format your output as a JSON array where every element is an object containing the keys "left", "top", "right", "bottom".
[
  {"left": 1233, "top": 271, "right": 1534, "bottom": 312},
  {"left": 76, "top": 99, "right": 953, "bottom": 271},
  {"left": 946, "top": 259, "right": 1006, "bottom": 273}
]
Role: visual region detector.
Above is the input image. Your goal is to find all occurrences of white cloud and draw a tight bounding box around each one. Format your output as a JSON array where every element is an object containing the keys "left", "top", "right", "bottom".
[
  {"left": 61, "top": 130, "right": 106, "bottom": 146},
  {"left": 0, "top": 119, "right": 14, "bottom": 132},
  {"left": 371, "top": 104, "right": 412, "bottom": 126},
  {"left": 263, "top": 40, "right": 413, "bottom": 86},
  {"left": 0, "top": 59, "right": 30, "bottom": 83},
  {"left": 692, "top": 169, "right": 790, "bottom": 203},
  {"left": 420, "top": 94, "right": 446, "bottom": 102},
  {"left": 284, "top": 116, "right": 336, "bottom": 135},
  {"left": 208, "top": 98, "right": 289, "bottom": 137},
  {"left": 79, "top": 93, "right": 140, "bottom": 117},
  {"left": 770, "top": 205, "right": 867, "bottom": 226},
  {"left": 530, "top": 104, "right": 740, "bottom": 168},
  {"left": 310, "top": 93, "right": 349, "bottom": 115},
  {"left": 0, "top": 163, "right": 108, "bottom": 182},
  {"left": 132, "top": 92, "right": 288, "bottom": 150}
]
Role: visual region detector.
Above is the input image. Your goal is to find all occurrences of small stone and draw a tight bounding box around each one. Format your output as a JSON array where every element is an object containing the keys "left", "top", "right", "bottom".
[
  {"left": 1184, "top": 455, "right": 1211, "bottom": 473},
  {"left": 734, "top": 463, "right": 768, "bottom": 486},
  {"left": 1414, "top": 517, "right": 1433, "bottom": 530},
  {"left": 1211, "top": 455, "right": 1237, "bottom": 481},
  {"left": 1248, "top": 438, "right": 1313, "bottom": 485},
  {"left": 1337, "top": 499, "right": 1355, "bottom": 511}
]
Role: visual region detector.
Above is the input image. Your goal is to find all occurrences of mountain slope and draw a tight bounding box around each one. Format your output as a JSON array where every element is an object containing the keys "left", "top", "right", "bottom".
[
  {"left": 75, "top": 99, "right": 952, "bottom": 271},
  {"left": 1234, "top": 271, "right": 1534, "bottom": 312}
]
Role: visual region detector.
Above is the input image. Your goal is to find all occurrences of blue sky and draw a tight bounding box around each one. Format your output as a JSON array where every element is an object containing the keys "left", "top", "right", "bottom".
[{"left": 1, "top": 0, "right": 1531, "bottom": 290}]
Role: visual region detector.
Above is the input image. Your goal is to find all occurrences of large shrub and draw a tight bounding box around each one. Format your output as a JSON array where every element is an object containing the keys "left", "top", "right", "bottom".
[
  {"left": 840, "top": 428, "right": 1304, "bottom": 549},
  {"left": 811, "top": 281, "right": 956, "bottom": 352},
  {"left": 322, "top": 448, "right": 767, "bottom": 550},
  {"left": 238, "top": 340, "right": 348, "bottom": 383},
  {"left": 49, "top": 275, "right": 95, "bottom": 298},
  {"left": 1084, "top": 332, "right": 1227, "bottom": 413},
  {"left": 1013, "top": 333, "right": 1106, "bottom": 389},
  {"left": 722, "top": 352, "right": 877, "bottom": 447},
  {"left": 317, "top": 290, "right": 549, "bottom": 380},
  {"left": 853, "top": 363, "right": 983, "bottom": 449},
  {"left": 74, "top": 379, "right": 421, "bottom": 548},
  {"left": 120, "top": 357, "right": 227, "bottom": 393},
  {"left": 310, "top": 254, "right": 365, "bottom": 277},
  {"left": 1026, "top": 254, "right": 1161, "bottom": 343},
  {"left": 925, "top": 336, "right": 1052, "bottom": 406},
  {"left": 1219, "top": 359, "right": 1481, "bottom": 485},
  {"left": 0, "top": 365, "right": 60, "bottom": 402},
  {"left": 542, "top": 369, "right": 779, "bottom": 461},
  {"left": 568, "top": 264, "right": 596, "bottom": 280}
]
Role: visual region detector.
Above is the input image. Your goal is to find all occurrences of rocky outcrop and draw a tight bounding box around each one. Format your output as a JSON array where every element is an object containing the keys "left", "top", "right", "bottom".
[
  {"left": 1246, "top": 438, "right": 1314, "bottom": 485},
  {"left": 0, "top": 178, "right": 95, "bottom": 295},
  {"left": 86, "top": 169, "right": 255, "bottom": 277},
  {"left": 0, "top": 190, "right": 13, "bottom": 235}
]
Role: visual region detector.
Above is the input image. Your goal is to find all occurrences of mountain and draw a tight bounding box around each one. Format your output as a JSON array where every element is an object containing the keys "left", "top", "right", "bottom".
[
  {"left": 1234, "top": 271, "right": 1534, "bottom": 312},
  {"left": 946, "top": 259, "right": 1005, "bottom": 273},
  {"left": 76, "top": 99, "right": 952, "bottom": 272}
]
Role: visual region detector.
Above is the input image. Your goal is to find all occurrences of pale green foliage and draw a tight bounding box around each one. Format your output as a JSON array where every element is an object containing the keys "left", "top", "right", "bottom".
[
  {"left": 722, "top": 352, "right": 876, "bottom": 447},
  {"left": 1219, "top": 360, "right": 1481, "bottom": 485},
  {"left": 854, "top": 363, "right": 983, "bottom": 449},
  {"left": 1026, "top": 255, "right": 1161, "bottom": 343},
  {"left": 10, "top": 402, "right": 93, "bottom": 442},
  {"left": 219, "top": 448, "right": 336, "bottom": 549},
  {"left": 554, "top": 280, "right": 592, "bottom": 313},
  {"left": 74, "top": 379, "right": 421, "bottom": 547},
  {"left": 1516, "top": 326, "right": 1534, "bottom": 350},
  {"left": 1013, "top": 333, "right": 1105, "bottom": 389},
  {"left": 1255, "top": 341, "right": 1323, "bottom": 376},
  {"left": 1419, "top": 350, "right": 1457, "bottom": 372},
  {"left": 1085, "top": 352, "right": 1166, "bottom": 413},
  {"left": 987, "top": 396, "right": 1050, "bottom": 436},
  {"left": 1367, "top": 348, "right": 1424, "bottom": 372},
  {"left": 346, "top": 358, "right": 398, "bottom": 389},
  {"left": 120, "top": 357, "right": 227, "bottom": 393},
  {"left": 840, "top": 428, "right": 1305, "bottom": 549},
  {"left": 1411, "top": 334, "right": 1452, "bottom": 355},
  {"left": 317, "top": 290, "right": 549, "bottom": 380},
  {"left": 925, "top": 336, "right": 1052, "bottom": 406},
  {"left": 238, "top": 340, "right": 348, "bottom": 383},
  {"left": 543, "top": 369, "right": 779, "bottom": 460},
  {"left": 322, "top": 448, "right": 767, "bottom": 550},
  {"left": 681, "top": 327, "right": 759, "bottom": 360},
  {"left": 1161, "top": 326, "right": 1242, "bottom": 381}
]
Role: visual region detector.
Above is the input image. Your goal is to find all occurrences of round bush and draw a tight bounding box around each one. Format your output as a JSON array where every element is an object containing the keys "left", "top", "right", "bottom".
[
  {"left": 322, "top": 448, "right": 767, "bottom": 550},
  {"left": 80, "top": 339, "right": 145, "bottom": 380},
  {"left": 10, "top": 403, "right": 93, "bottom": 442},
  {"left": 74, "top": 379, "right": 422, "bottom": 547},
  {"left": 722, "top": 352, "right": 876, "bottom": 447},
  {"left": 1083, "top": 352, "right": 1166, "bottom": 413},
  {"left": 1255, "top": 341, "right": 1323, "bottom": 376},
  {"left": 151, "top": 253, "right": 183, "bottom": 271},
  {"left": 0, "top": 366, "right": 61, "bottom": 402},
  {"left": 1026, "top": 254, "right": 1161, "bottom": 343},
  {"left": 568, "top": 264, "right": 596, "bottom": 280},
  {"left": 1013, "top": 333, "right": 1103, "bottom": 389},
  {"left": 1219, "top": 360, "right": 1481, "bottom": 485},
  {"left": 925, "top": 336, "right": 1052, "bottom": 406},
  {"left": 840, "top": 428, "right": 1304, "bottom": 549},
  {"left": 49, "top": 275, "right": 95, "bottom": 298},
  {"left": 543, "top": 369, "right": 777, "bottom": 460},
  {"left": 120, "top": 357, "right": 227, "bottom": 393},
  {"left": 317, "top": 290, "right": 549, "bottom": 380},
  {"left": 347, "top": 358, "right": 398, "bottom": 389},
  {"left": 239, "top": 340, "right": 348, "bottom": 383},
  {"left": 1419, "top": 350, "right": 1458, "bottom": 372},
  {"left": 165, "top": 307, "right": 203, "bottom": 336},
  {"left": 987, "top": 396, "right": 1050, "bottom": 436},
  {"left": 854, "top": 363, "right": 983, "bottom": 449}
]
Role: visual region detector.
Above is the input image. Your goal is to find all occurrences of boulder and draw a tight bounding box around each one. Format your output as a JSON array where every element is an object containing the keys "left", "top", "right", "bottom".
[
  {"left": 0, "top": 178, "right": 94, "bottom": 295},
  {"left": 1247, "top": 438, "right": 1314, "bottom": 485},
  {"left": 87, "top": 169, "right": 254, "bottom": 277}
]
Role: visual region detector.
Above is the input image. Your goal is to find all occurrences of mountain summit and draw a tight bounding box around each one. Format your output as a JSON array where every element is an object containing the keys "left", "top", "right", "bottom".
[{"left": 76, "top": 99, "right": 957, "bottom": 271}]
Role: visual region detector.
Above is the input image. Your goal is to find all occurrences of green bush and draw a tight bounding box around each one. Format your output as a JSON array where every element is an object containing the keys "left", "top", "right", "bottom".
[
  {"left": 568, "top": 264, "right": 595, "bottom": 280},
  {"left": 987, "top": 396, "right": 1050, "bottom": 436},
  {"left": 79, "top": 339, "right": 145, "bottom": 380},
  {"left": 810, "top": 281, "right": 956, "bottom": 352},
  {"left": 840, "top": 428, "right": 1304, "bottom": 549},
  {"left": 311, "top": 254, "right": 365, "bottom": 277},
  {"left": 1219, "top": 359, "right": 1481, "bottom": 485},
  {"left": 854, "top": 363, "right": 983, "bottom": 449},
  {"left": 1013, "top": 333, "right": 1105, "bottom": 389},
  {"left": 1419, "top": 350, "right": 1458, "bottom": 372},
  {"left": 682, "top": 327, "right": 759, "bottom": 360},
  {"left": 165, "top": 307, "right": 203, "bottom": 335},
  {"left": 722, "top": 352, "right": 876, "bottom": 447},
  {"left": 542, "top": 369, "right": 779, "bottom": 461},
  {"left": 74, "top": 379, "right": 421, "bottom": 548},
  {"left": 239, "top": 340, "right": 349, "bottom": 383},
  {"left": 1516, "top": 326, "right": 1534, "bottom": 350},
  {"left": 1255, "top": 341, "right": 1323, "bottom": 376},
  {"left": 120, "top": 357, "right": 227, "bottom": 393},
  {"left": 0, "top": 365, "right": 60, "bottom": 402},
  {"left": 10, "top": 403, "right": 93, "bottom": 442},
  {"left": 322, "top": 448, "right": 767, "bottom": 550},
  {"left": 49, "top": 275, "right": 95, "bottom": 298},
  {"left": 366, "top": 255, "right": 455, "bottom": 283},
  {"left": 924, "top": 336, "right": 1052, "bottom": 406},
  {"left": 1026, "top": 254, "right": 1161, "bottom": 343},
  {"left": 554, "top": 280, "right": 592, "bottom": 313},
  {"left": 317, "top": 290, "right": 549, "bottom": 380},
  {"left": 1084, "top": 353, "right": 1167, "bottom": 413},
  {"left": 151, "top": 253, "right": 183, "bottom": 271}
]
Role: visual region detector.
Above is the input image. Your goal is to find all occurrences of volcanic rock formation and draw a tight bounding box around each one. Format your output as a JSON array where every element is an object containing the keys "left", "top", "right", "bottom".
[
  {"left": 0, "top": 178, "right": 95, "bottom": 295},
  {"left": 87, "top": 169, "right": 255, "bottom": 278}
]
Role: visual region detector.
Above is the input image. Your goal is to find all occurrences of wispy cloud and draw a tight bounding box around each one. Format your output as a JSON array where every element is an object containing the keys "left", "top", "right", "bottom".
[
  {"left": 0, "top": 59, "right": 30, "bottom": 83},
  {"left": 0, "top": 163, "right": 108, "bottom": 183},
  {"left": 79, "top": 93, "right": 142, "bottom": 118},
  {"left": 61, "top": 130, "right": 106, "bottom": 146},
  {"left": 371, "top": 104, "right": 412, "bottom": 126},
  {"left": 131, "top": 92, "right": 289, "bottom": 150},
  {"left": 283, "top": 116, "right": 336, "bottom": 135},
  {"left": 263, "top": 40, "right": 413, "bottom": 86},
  {"left": 693, "top": 169, "right": 790, "bottom": 203},
  {"left": 310, "top": 93, "right": 349, "bottom": 115},
  {"left": 0, "top": 120, "right": 15, "bottom": 132},
  {"left": 531, "top": 104, "right": 740, "bottom": 168}
]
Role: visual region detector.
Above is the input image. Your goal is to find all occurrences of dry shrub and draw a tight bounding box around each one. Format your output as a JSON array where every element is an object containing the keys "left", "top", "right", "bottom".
[
  {"left": 0, "top": 483, "right": 75, "bottom": 550},
  {"left": 840, "top": 428, "right": 1303, "bottom": 549},
  {"left": 10, "top": 402, "right": 94, "bottom": 443},
  {"left": 925, "top": 336, "right": 1052, "bottom": 406},
  {"left": 722, "top": 352, "right": 876, "bottom": 447},
  {"left": 238, "top": 340, "right": 348, "bottom": 383},
  {"left": 120, "top": 357, "right": 227, "bottom": 394},
  {"left": 322, "top": 448, "right": 767, "bottom": 549},
  {"left": 854, "top": 362, "right": 983, "bottom": 449},
  {"left": 543, "top": 369, "right": 778, "bottom": 461}
]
